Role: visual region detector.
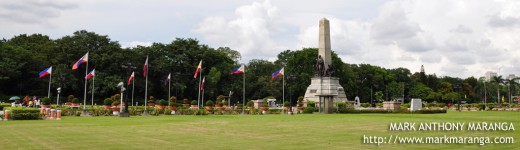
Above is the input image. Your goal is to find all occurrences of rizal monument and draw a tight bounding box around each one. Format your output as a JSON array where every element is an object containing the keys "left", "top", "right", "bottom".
[{"left": 304, "top": 18, "right": 348, "bottom": 113}]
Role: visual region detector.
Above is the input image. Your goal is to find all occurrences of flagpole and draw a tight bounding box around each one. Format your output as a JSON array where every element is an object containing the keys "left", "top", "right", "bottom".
[
  {"left": 168, "top": 73, "right": 171, "bottom": 107},
  {"left": 145, "top": 57, "right": 148, "bottom": 112},
  {"left": 198, "top": 69, "right": 202, "bottom": 108},
  {"left": 242, "top": 65, "right": 245, "bottom": 113},
  {"left": 283, "top": 69, "right": 285, "bottom": 109},
  {"left": 48, "top": 67, "right": 52, "bottom": 98},
  {"left": 84, "top": 57, "right": 88, "bottom": 110},
  {"left": 202, "top": 80, "right": 205, "bottom": 108},
  {"left": 132, "top": 77, "right": 135, "bottom": 106},
  {"left": 91, "top": 70, "right": 95, "bottom": 106}
]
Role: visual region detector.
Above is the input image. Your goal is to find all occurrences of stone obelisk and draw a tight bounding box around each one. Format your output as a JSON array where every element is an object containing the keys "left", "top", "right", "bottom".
[
  {"left": 319, "top": 18, "right": 332, "bottom": 71},
  {"left": 304, "top": 18, "right": 348, "bottom": 113}
]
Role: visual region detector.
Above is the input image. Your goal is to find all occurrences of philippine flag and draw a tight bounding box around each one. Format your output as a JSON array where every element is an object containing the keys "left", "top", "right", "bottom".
[
  {"left": 38, "top": 66, "right": 52, "bottom": 78},
  {"left": 143, "top": 57, "right": 148, "bottom": 78},
  {"left": 194, "top": 60, "right": 202, "bottom": 78},
  {"left": 85, "top": 69, "right": 95, "bottom": 79},
  {"left": 200, "top": 76, "right": 206, "bottom": 91},
  {"left": 72, "top": 52, "right": 89, "bottom": 70},
  {"left": 127, "top": 72, "right": 134, "bottom": 86},
  {"left": 271, "top": 67, "right": 284, "bottom": 79},
  {"left": 230, "top": 65, "right": 245, "bottom": 75}
]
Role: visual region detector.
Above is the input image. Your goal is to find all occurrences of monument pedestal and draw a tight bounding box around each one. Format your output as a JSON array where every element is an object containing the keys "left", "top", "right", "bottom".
[
  {"left": 317, "top": 95, "right": 335, "bottom": 113},
  {"left": 383, "top": 101, "right": 401, "bottom": 110},
  {"left": 304, "top": 77, "right": 348, "bottom": 103}
]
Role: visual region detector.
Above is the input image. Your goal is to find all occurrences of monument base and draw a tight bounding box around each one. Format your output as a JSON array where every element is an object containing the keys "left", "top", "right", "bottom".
[
  {"left": 318, "top": 96, "right": 335, "bottom": 114},
  {"left": 304, "top": 77, "right": 348, "bottom": 103},
  {"left": 383, "top": 101, "right": 401, "bottom": 110}
]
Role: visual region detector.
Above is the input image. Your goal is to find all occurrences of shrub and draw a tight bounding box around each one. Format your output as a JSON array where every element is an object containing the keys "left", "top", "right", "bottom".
[
  {"left": 436, "top": 102, "right": 446, "bottom": 107},
  {"left": 247, "top": 101, "right": 254, "bottom": 107},
  {"left": 488, "top": 103, "right": 495, "bottom": 110},
  {"left": 283, "top": 101, "right": 290, "bottom": 107},
  {"left": 400, "top": 103, "right": 410, "bottom": 109},
  {"left": 8, "top": 108, "right": 41, "bottom": 120},
  {"left": 103, "top": 98, "right": 112, "bottom": 106},
  {"left": 303, "top": 107, "right": 315, "bottom": 114},
  {"left": 462, "top": 104, "right": 471, "bottom": 108},
  {"left": 147, "top": 100, "right": 155, "bottom": 104},
  {"left": 336, "top": 102, "right": 346, "bottom": 108},
  {"left": 205, "top": 100, "right": 214, "bottom": 106},
  {"left": 477, "top": 103, "right": 485, "bottom": 110},
  {"left": 376, "top": 103, "right": 383, "bottom": 108},
  {"left": 307, "top": 101, "right": 315, "bottom": 107},
  {"left": 112, "top": 100, "right": 120, "bottom": 106},
  {"left": 72, "top": 98, "right": 78, "bottom": 104},
  {"left": 41, "top": 97, "right": 51, "bottom": 105},
  {"left": 360, "top": 103, "right": 370, "bottom": 108},
  {"left": 191, "top": 100, "right": 197, "bottom": 105},
  {"left": 159, "top": 99, "right": 168, "bottom": 106}
]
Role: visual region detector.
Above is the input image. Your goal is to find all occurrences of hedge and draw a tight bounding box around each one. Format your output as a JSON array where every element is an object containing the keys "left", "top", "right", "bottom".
[
  {"left": 7, "top": 108, "right": 42, "bottom": 120},
  {"left": 337, "top": 108, "right": 446, "bottom": 114}
]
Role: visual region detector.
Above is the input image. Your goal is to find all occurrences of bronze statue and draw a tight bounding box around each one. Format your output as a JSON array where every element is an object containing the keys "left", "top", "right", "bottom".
[{"left": 316, "top": 55, "right": 324, "bottom": 76}]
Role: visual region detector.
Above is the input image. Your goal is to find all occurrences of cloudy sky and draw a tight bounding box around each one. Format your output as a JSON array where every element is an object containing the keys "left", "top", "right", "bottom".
[{"left": 1, "top": 0, "right": 519, "bottom": 78}]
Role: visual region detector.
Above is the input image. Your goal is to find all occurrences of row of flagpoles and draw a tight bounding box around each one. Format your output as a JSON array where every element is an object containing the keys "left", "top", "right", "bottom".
[{"left": 38, "top": 52, "right": 286, "bottom": 109}]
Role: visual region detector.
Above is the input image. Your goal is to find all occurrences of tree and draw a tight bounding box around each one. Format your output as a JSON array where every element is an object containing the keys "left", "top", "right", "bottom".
[
  {"left": 409, "top": 83, "right": 433, "bottom": 100},
  {"left": 491, "top": 76, "right": 504, "bottom": 105}
]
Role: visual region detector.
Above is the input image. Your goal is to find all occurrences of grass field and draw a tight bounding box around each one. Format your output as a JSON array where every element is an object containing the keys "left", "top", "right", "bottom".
[{"left": 0, "top": 110, "right": 518, "bottom": 150}]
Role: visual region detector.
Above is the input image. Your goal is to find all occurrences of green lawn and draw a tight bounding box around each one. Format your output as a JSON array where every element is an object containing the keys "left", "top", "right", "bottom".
[{"left": 0, "top": 110, "right": 518, "bottom": 150}]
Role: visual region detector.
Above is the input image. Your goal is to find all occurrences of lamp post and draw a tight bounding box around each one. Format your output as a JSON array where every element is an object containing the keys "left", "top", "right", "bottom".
[
  {"left": 117, "top": 82, "right": 129, "bottom": 117},
  {"left": 56, "top": 87, "right": 61, "bottom": 107},
  {"left": 121, "top": 63, "right": 136, "bottom": 106}
]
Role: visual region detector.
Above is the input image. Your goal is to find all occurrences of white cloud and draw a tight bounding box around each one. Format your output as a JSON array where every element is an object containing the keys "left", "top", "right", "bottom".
[
  {"left": 194, "top": 0, "right": 284, "bottom": 62},
  {"left": 121, "top": 41, "right": 153, "bottom": 48}
]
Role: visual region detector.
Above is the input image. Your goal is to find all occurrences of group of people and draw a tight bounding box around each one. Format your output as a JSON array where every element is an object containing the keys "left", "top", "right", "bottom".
[{"left": 11, "top": 96, "right": 41, "bottom": 108}]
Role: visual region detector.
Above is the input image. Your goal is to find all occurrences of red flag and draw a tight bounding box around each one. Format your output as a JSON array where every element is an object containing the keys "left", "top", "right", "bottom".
[
  {"left": 127, "top": 72, "right": 134, "bottom": 86},
  {"left": 200, "top": 76, "right": 205, "bottom": 91},
  {"left": 194, "top": 60, "right": 202, "bottom": 78},
  {"left": 143, "top": 57, "right": 148, "bottom": 78}
]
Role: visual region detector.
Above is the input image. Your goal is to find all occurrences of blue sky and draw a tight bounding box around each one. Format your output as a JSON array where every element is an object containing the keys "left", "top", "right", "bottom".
[{"left": 1, "top": 0, "right": 520, "bottom": 78}]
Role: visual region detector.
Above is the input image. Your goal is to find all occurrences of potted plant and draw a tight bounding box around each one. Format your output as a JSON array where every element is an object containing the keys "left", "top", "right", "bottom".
[
  {"left": 66, "top": 95, "right": 74, "bottom": 105},
  {"left": 155, "top": 99, "right": 167, "bottom": 110},
  {"left": 247, "top": 100, "right": 254, "bottom": 109},
  {"left": 112, "top": 100, "right": 121, "bottom": 115},
  {"left": 283, "top": 101, "right": 290, "bottom": 110},
  {"left": 260, "top": 98, "right": 269, "bottom": 111},
  {"left": 216, "top": 95, "right": 225, "bottom": 107},
  {"left": 183, "top": 98, "right": 190, "bottom": 108},
  {"left": 147, "top": 96, "right": 155, "bottom": 106},
  {"left": 71, "top": 98, "right": 79, "bottom": 106},
  {"left": 41, "top": 97, "right": 51, "bottom": 108},
  {"left": 261, "top": 103, "right": 269, "bottom": 111},
  {"left": 103, "top": 98, "right": 112, "bottom": 109},
  {"left": 205, "top": 100, "right": 214, "bottom": 110},
  {"left": 191, "top": 100, "right": 198, "bottom": 108},
  {"left": 169, "top": 96, "right": 177, "bottom": 111},
  {"left": 297, "top": 96, "right": 304, "bottom": 111}
]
